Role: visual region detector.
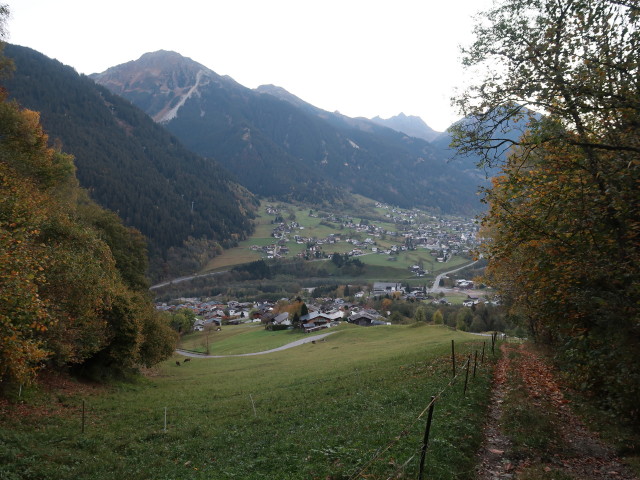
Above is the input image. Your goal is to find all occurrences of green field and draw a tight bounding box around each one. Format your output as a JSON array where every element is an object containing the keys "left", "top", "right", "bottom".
[
  {"left": 1, "top": 325, "right": 497, "bottom": 480},
  {"left": 203, "top": 199, "right": 470, "bottom": 275},
  {"left": 178, "top": 323, "right": 314, "bottom": 354}
]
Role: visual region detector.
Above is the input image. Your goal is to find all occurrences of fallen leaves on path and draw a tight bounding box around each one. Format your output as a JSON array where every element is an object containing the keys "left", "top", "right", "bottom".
[{"left": 475, "top": 342, "right": 639, "bottom": 480}]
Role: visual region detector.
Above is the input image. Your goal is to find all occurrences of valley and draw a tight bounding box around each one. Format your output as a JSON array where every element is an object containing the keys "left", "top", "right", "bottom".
[
  {"left": 207, "top": 197, "right": 478, "bottom": 274},
  {"left": 150, "top": 197, "right": 487, "bottom": 310},
  {"left": 4, "top": 1, "right": 639, "bottom": 475}
]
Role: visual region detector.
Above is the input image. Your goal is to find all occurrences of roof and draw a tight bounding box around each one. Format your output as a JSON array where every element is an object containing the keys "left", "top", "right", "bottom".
[
  {"left": 301, "top": 311, "right": 342, "bottom": 322},
  {"left": 273, "top": 312, "right": 290, "bottom": 324},
  {"left": 372, "top": 282, "right": 404, "bottom": 293},
  {"left": 348, "top": 311, "right": 382, "bottom": 322}
]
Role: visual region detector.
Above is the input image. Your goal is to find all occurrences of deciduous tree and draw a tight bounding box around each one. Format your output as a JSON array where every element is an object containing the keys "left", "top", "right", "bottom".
[{"left": 454, "top": 0, "right": 640, "bottom": 422}]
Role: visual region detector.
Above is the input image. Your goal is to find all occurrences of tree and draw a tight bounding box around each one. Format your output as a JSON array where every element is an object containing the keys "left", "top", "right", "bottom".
[
  {"left": 454, "top": 0, "right": 640, "bottom": 423},
  {"left": 381, "top": 298, "right": 393, "bottom": 313},
  {"left": 0, "top": 97, "right": 177, "bottom": 384},
  {"left": 413, "top": 306, "right": 427, "bottom": 323},
  {"left": 292, "top": 312, "right": 300, "bottom": 328},
  {"left": 455, "top": 308, "right": 473, "bottom": 331},
  {"left": 0, "top": 18, "right": 176, "bottom": 384},
  {"left": 453, "top": 0, "right": 640, "bottom": 171}
]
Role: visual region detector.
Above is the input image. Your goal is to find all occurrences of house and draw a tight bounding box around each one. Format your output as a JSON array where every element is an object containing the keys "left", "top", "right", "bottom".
[
  {"left": 372, "top": 282, "right": 405, "bottom": 296},
  {"left": 300, "top": 311, "right": 342, "bottom": 333},
  {"left": 272, "top": 312, "right": 291, "bottom": 326},
  {"left": 193, "top": 319, "right": 206, "bottom": 331},
  {"left": 348, "top": 311, "right": 388, "bottom": 327}
]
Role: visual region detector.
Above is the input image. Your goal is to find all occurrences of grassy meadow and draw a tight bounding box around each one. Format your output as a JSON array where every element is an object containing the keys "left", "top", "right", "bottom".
[
  {"left": 203, "top": 199, "right": 471, "bottom": 277},
  {"left": 177, "top": 323, "right": 312, "bottom": 355},
  {"left": 1, "top": 325, "right": 497, "bottom": 480}
]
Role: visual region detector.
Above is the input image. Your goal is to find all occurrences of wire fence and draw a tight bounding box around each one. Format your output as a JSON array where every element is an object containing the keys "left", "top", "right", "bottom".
[
  {"left": 347, "top": 337, "right": 493, "bottom": 480},
  {"left": 70, "top": 333, "right": 504, "bottom": 479}
]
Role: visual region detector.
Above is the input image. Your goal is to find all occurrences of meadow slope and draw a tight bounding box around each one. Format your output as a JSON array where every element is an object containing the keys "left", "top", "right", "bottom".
[{"left": 1, "top": 325, "right": 496, "bottom": 480}]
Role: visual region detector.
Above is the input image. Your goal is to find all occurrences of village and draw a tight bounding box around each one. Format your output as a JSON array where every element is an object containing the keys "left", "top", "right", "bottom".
[
  {"left": 253, "top": 202, "right": 480, "bottom": 269},
  {"left": 155, "top": 203, "right": 492, "bottom": 334},
  {"left": 155, "top": 277, "right": 493, "bottom": 335}
]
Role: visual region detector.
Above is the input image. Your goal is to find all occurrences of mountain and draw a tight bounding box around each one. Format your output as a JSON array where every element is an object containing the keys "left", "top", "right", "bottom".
[
  {"left": 92, "top": 50, "right": 487, "bottom": 214},
  {"left": 370, "top": 113, "right": 441, "bottom": 142},
  {"left": 92, "top": 51, "right": 343, "bottom": 206},
  {"left": 3, "top": 44, "right": 257, "bottom": 280}
]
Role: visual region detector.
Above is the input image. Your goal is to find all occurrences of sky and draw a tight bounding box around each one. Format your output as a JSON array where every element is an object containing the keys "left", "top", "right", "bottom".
[{"left": 6, "top": 0, "right": 494, "bottom": 132}]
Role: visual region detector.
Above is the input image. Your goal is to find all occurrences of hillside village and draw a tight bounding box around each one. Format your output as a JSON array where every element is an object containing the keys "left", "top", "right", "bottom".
[
  {"left": 157, "top": 294, "right": 389, "bottom": 333},
  {"left": 155, "top": 275, "right": 494, "bottom": 335},
  {"left": 253, "top": 202, "right": 480, "bottom": 267},
  {"left": 157, "top": 203, "right": 488, "bottom": 333}
]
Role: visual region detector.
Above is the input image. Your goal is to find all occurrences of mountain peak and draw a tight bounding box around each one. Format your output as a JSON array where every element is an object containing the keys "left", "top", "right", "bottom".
[
  {"left": 370, "top": 113, "right": 440, "bottom": 142},
  {"left": 91, "top": 50, "right": 224, "bottom": 123}
]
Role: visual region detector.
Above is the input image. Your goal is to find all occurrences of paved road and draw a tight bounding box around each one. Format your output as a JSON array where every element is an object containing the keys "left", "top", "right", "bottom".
[
  {"left": 430, "top": 260, "right": 478, "bottom": 292},
  {"left": 176, "top": 331, "right": 337, "bottom": 358},
  {"left": 150, "top": 269, "right": 228, "bottom": 290}
]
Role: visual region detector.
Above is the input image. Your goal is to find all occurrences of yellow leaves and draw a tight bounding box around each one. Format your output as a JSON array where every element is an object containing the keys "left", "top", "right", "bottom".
[{"left": 29, "top": 321, "right": 48, "bottom": 333}]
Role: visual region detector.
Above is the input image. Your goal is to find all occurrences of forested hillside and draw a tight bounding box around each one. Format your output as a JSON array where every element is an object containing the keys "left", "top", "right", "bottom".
[
  {"left": 0, "top": 62, "right": 176, "bottom": 386},
  {"left": 3, "top": 45, "right": 258, "bottom": 280},
  {"left": 93, "top": 51, "right": 487, "bottom": 214}
]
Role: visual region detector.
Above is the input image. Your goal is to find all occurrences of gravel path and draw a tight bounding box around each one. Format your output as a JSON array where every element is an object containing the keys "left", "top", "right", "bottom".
[{"left": 176, "top": 331, "right": 336, "bottom": 358}]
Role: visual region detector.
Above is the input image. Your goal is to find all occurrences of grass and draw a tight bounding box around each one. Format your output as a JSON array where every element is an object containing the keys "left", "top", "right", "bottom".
[
  {"left": 0, "top": 325, "right": 498, "bottom": 480},
  {"left": 203, "top": 199, "right": 476, "bottom": 282},
  {"left": 178, "top": 323, "right": 325, "bottom": 354}
]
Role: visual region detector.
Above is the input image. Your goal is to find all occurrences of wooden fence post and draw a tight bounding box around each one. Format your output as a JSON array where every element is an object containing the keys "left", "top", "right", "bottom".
[
  {"left": 473, "top": 350, "right": 478, "bottom": 379},
  {"left": 451, "top": 340, "right": 456, "bottom": 378},
  {"left": 250, "top": 394, "right": 257, "bottom": 417},
  {"left": 463, "top": 354, "right": 471, "bottom": 396},
  {"left": 418, "top": 396, "right": 436, "bottom": 480}
]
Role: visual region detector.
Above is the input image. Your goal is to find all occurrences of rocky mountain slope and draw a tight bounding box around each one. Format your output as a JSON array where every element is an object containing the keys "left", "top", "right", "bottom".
[{"left": 93, "top": 50, "right": 487, "bottom": 214}]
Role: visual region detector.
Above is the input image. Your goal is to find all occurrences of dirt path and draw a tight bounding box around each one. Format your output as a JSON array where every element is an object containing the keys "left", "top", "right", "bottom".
[{"left": 475, "top": 342, "right": 638, "bottom": 480}]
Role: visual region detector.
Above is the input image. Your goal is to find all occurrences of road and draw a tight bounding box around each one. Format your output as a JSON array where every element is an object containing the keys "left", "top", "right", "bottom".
[
  {"left": 430, "top": 260, "right": 478, "bottom": 292},
  {"left": 150, "top": 269, "right": 227, "bottom": 290},
  {"left": 176, "top": 331, "right": 336, "bottom": 358}
]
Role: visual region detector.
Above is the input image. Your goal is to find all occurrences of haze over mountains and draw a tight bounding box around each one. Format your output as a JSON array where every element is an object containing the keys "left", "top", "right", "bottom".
[
  {"left": 91, "top": 50, "right": 487, "bottom": 212},
  {"left": 370, "top": 113, "right": 441, "bottom": 142}
]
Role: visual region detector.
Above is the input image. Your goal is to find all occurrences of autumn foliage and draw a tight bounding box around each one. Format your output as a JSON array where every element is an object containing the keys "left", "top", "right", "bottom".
[
  {"left": 0, "top": 86, "right": 176, "bottom": 388},
  {"left": 455, "top": 0, "right": 640, "bottom": 425}
]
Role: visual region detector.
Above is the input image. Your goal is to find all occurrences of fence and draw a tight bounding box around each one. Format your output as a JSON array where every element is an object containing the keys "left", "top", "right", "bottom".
[
  {"left": 71, "top": 334, "right": 504, "bottom": 479},
  {"left": 347, "top": 334, "right": 501, "bottom": 479}
]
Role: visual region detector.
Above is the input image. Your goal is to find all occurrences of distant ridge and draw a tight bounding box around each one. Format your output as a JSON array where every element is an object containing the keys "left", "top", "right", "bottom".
[{"left": 370, "top": 113, "right": 441, "bottom": 142}]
